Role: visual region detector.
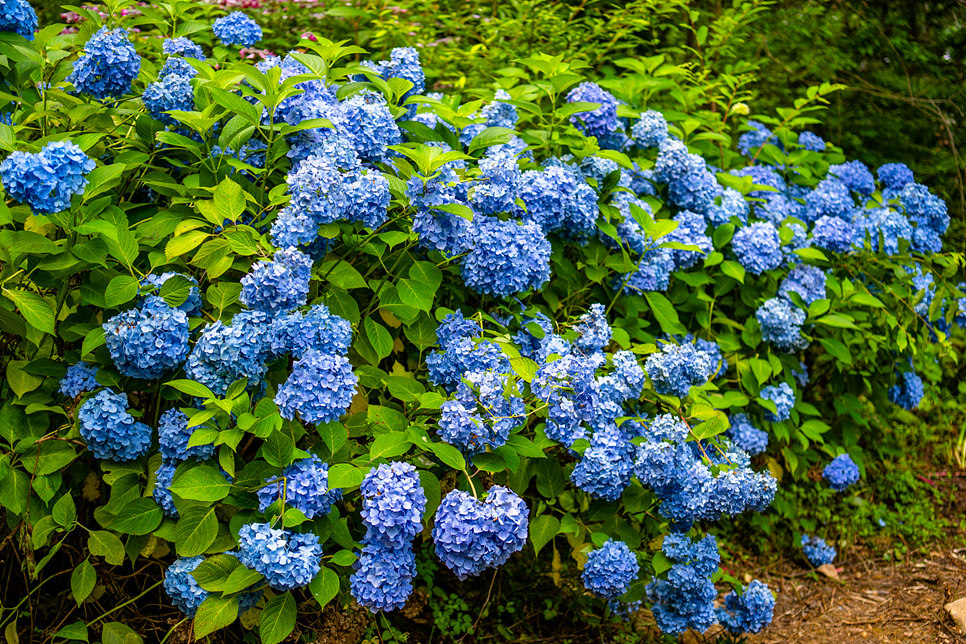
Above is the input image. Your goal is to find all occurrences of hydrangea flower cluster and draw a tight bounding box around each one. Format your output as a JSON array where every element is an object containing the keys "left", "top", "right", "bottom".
[
  {"left": 78, "top": 390, "right": 152, "bottom": 462},
  {"left": 756, "top": 297, "right": 807, "bottom": 353},
  {"left": 737, "top": 121, "right": 778, "bottom": 156},
  {"left": 582, "top": 539, "right": 639, "bottom": 599},
  {"left": 59, "top": 363, "right": 99, "bottom": 398},
  {"left": 432, "top": 485, "right": 529, "bottom": 580},
  {"left": 426, "top": 312, "right": 510, "bottom": 390},
  {"left": 574, "top": 303, "right": 612, "bottom": 353},
  {"left": 275, "top": 350, "right": 358, "bottom": 425},
  {"left": 732, "top": 221, "right": 783, "bottom": 275},
  {"left": 717, "top": 580, "right": 776, "bottom": 634},
  {"left": 0, "top": 141, "right": 95, "bottom": 214},
  {"left": 565, "top": 82, "right": 619, "bottom": 141},
  {"left": 532, "top": 354, "right": 601, "bottom": 445},
  {"left": 647, "top": 534, "right": 720, "bottom": 634},
  {"left": 663, "top": 211, "right": 714, "bottom": 270},
  {"left": 257, "top": 455, "right": 342, "bottom": 519},
  {"left": 351, "top": 462, "right": 426, "bottom": 612},
  {"left": 236, "top": 522, "right": 322, "bottom": 590},
  {"left": 761, "top": 383, "right": 795, "bottom": 422},
  {"left": 439, "top": 370, "right": 525, "bottom": 459},
  {"left": 158, "top": 408, "right": 214, "bottom": 462},
  {"left": 186, "top": 310, "right": 273, "bottom": 396},
  {"left": 163, "top": 37, "right": 204, "bottom": 59},
  {"left": 811, "top": 215, "right": 855, "bottom": 253},
  {"left": 67, "top": 28, "right": 141, "bottom": 99},
  {"left": 268, "top": 304, "right": 352, "bottom": 358},
  {"left": 460, "top": 217, "right": 551, "bottom": 296},
  {"left": 798, "top": 131, "right": 826, "bottom": 152},
  {"left": 240, "top": 247, "right": 313, "bottom": 315},
  {"left": 162, "top": 556, "right": 209, "bottom": 617},
  {"left": 103, "top": 296, "right": 190, "bottom": 380},
  {"left": 0, "top": 0, "right": 37, "bottom": 39},
  {"left": 779, "top": 264, "right": 827, "bottom": 305},
  {"left": 143, "top": 72, "right": 195, "bottom": 125},
  {"left": 644, "top": 341, "right": 718, "bottom": 398},
  {"left": 889, "top": 368, "right": 924, "bottom": 410},
  {"left": 653, "top": 140, "right": 717, "bottom": 213},
  {"left": 212, "top": 12, "right": 262, "bottom": 46},
  {"left": 823, "top": 454, "right": 860, "bottom": 491},
  {"left": 801, "top": 535, "right": 836, "bottom": 567},
  {"left": 571, "top": 424, "right": 635, "bottom": 500},
  {"left": 361, "top": 46, "right": 424, "bottom": 104},
  {"left": 519, "top": 165, "right": 598, "bottom": 241},
  {"left": 727, "top": 413, "right": 768, "bottom": 456},
  {"left": 632, "top": 110, "right": 669, "bottom": 148}
]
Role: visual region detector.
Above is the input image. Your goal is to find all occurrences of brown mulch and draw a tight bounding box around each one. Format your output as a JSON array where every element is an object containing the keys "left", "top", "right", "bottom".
[{"left": 739, "top": 548, "right": 966, "bottom": 644}]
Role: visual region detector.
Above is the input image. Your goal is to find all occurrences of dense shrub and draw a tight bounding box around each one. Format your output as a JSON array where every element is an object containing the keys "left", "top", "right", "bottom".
[{"left": 0, "top": 1, "right": 963, "bottom": 642}]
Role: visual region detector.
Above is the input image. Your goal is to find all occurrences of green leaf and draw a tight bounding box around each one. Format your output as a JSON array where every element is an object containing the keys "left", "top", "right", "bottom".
[
  {"left": 169, "top": 465, "right": 231, "bottom": 502},
  {"left": 535, "top": 460, "right": 565, "bottom": 498},
  {"left": 509, "top": 357, "right": 538, "bottom": 383},
  {"left": 3, "top": 289, "right": 54, "bottom": 334},
  {"left": 529, "top": 514, "right": 559, "bottom": 556},
  {"left": 215, "top": 177, "right": 247, "bottom": 222},
  {"left": 165, "top": 379, "right": 215, "bottom": 399},
  {"left": 426, "top": 441, "right": 466, "bottom": 470},
  {"left": 308, "top": 566, "right": 340, "bottom": 609},
  {"left": 397, "top": 278, "right": 434, "bottom": 311},
  {"left": 222, "top": 566, "right": 264, "bottom": 594},
  {"left": 194, "top": 594, "right": 239, "bottom": 639},
  {"left": 191, "top": 554, "right": 240, "bottom": 592},
  {"left": 88, "top": 530, "right": 125, "bottom": 566},
  {"left": 815, "top": 314, "right": 858, "bottom": 329},
  {"left": 111, "top": 498, "right": 162, "bottom": 536},
  {"left": 6, "top": 360, "right": 43, "bottom": 398},
  {"left": 408, "top": 261, "right": 443, "bottom": 290},
  {"left": 175, "top": 506, "right": 218, "bottom": 557},
  {"left": 364, "top": 318, "right": 393, "bottom": 361},
  {"left": 101, "top": 622, "right": 143, "bottom": 644},
  {"left": 327, "top": 464, "right": 365, "bottom": 489},
  {"left": 53, "top": 494, "right": 77, "bottom": 527},
  {"left": 71, "top": 559, "right": 96, "bottom": 605},
  {"left": 850, "top": 292, "right": 884, "bottom": 308},
  {"left": 158, "top": 275, "right": 195, "bottom": 308},
  {"left": 644, "top": 292, "right": 687, "bottom": 335},
  {"left": 720, "top": 260, "right": 745, "bottom": 283},
  {"left": 369, "top": 431, "right": 411, "bottom": 461},
  {"left": 652, "top": 550, "right": 673, "bottom": 575},
  {"left": 472, "top": 451, "right": 506, "bottom": 472},
  {"left": 259, "top": 592, "right": 296, "bottom": 644},
  {"left": 263, "top": 431, "right": 295, "bottom": 468},
  {"left": 819, "top": 337, "right": 852, "bottom": 364},
  {"left": 53, "top": 621, "right": 89, "bottom": 641},
  {"left": 317, "top": 422, "right": 347, "bottom": 455},
  {"left": 104, "top": 275, "right": 140, "bottom": 308}
]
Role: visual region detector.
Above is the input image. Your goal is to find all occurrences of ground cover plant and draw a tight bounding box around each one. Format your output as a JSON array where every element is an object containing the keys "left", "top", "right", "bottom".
[{"left": 0, "top": 0, "right": 964, "bottom": 642}]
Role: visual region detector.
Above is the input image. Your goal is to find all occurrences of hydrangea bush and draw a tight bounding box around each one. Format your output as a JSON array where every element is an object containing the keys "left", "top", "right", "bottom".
[{"left": 0, "top": 2, "right": 962, "bottom": 642}]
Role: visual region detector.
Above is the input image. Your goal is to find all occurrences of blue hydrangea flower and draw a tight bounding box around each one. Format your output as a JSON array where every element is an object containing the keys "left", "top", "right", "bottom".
[
  {"left": 212, "top": 12, "right": 262, "bottom": 47},
  {"left": 158, "top": 408, "right": 215, "bottom": 462},
  {"left": 159, "top": 56, "right": 197, "bottom": 79},
  {"left": 0, "top": 0, "right": 37, "bottom": 39},
  {"left": 439, "top": 370, "right": 525, "bottom": 459},
  {"left": 351, "top": 544, "right": 417, "bottom": 612},
  {"left": 532, "top": 354, "right": 601, "bottom": 445},
  {"left": 801, "top": 535, "right": 835, "bottom": 567},
  {"left": 103, "top": 296, "right": 190, "bottom": 380},
  {"left": 574, "top": 303, "right": 612, "bottom": 353},
  {"left": 761, "top": 383, "right": 795, "bottom": 422},
  {"left": 737, "top": 121, "right": 778, "bottom": 156},
  {"left": 240, "top": 247, "right": 313, "bottom": 315},
  {"left": 432, "top": 485, "right": 529, "bottom": 580},
  {"left": 143, "top": 73, "right": 195, "bottom": 125},
  {"left": 185, "top": 310, "right": 273, "bottom": 396},
  {"left": 646, "top": 534, "right": 719, "bottom": 635},
  {"left": 898, "top": 183, "right": 949, "bottom": 252},
  {"left": 792, "top": 360, "right": 809, "bottom": 387},
  {"left": 359, "top": 461, "right": 426, "bottom": 548},
  {"left": 565, "top": 82, "right": 619, "bottom": 140},
  {"left": 851, "top": 207, "right": 913, "bottom": 255},
  {"left": 644, "top": 343, "right": 715, "bottom": 398},
  {"left": 519, "top": 166, "right": 598, "bottom": 241},
  {"left": 620, "top": 247, "right": 675, "bottom": 293},
  {"left": 460, "top": 216, "right": 551, "bottom": 297},
  {"left": 427, "top": 337, "right": 510, "bottom": 391},
  {"left": 582, "top": 540, "right": 639, "bottom": 600},
  {"left": 804, "top": 178, "right": 854, "bottom": 222},
  {"left": 142, "top": 272, "right": 202, "bottom": 316},
  {"left": 268, "top": 304, "right": 352, "bottom": 359},
  {"left": 756, "top": 297, "right": 807, "bottom": 353},
  {"left": 1, "top": 141, "right": 95, "bottom": 214},
  {"left": 571, "top": 425, "right": 635, "bottom": 501},
  {"left": 823, "top": 454, "right": 860, "bottom": 491},
  {"left": 663, "top": 211, "right": 713, "bottom": 270},
  {"left": 829, "top": 160, "right": 875, "bottom": 196},
  {"left": 480, "top": 89, "right": 517, "bottom": 129},
  {"left": 331, "top": 89, "right": 402, "bottom": 163},
  {"left": 163, "top": 37, "right": 204, "bottom": 60},
  {"left": 163, "top": 556, "right": 208, "bottom": 616},
  {"left": 877, "top": 163, "right": 914, "bottom": 191},
  {"left": 596, "top": 350, "right": 645, "bottom": 406},
  {"left": 717, "top": 580, "right": 775, "bottom": 634},
  {"left": 706, "top": 188, "right": 749, "bottom": 227},
  {"left": 798, "top": 131, "right": 825, "bottom": 152},
  {"left": 67, "top": 28, "right": 141, "bottom": 99},
  {"left": 275, "top": 349, "right": 358, "bottom": 425},
  {"left": 153, "top": 461, "right": 179, "bottom": 518},
  {"left": 78, "top": 389, "right": 152, "bottom": 462},
  {"left": 361, "top": 46, "right": 424, "bottom": 104},
  {"left": 732, "top": 222, "right": 783, "bottom": 275},
  {"left": 60, "top": 363, "right": 99, "bottom": 398},
  {"left": 654, "top": 140, "right": 717, "bottom": 213},
  {"left": 632, "top": 110, "right": 669, "bottom": 148},
  {"left": 727, "top": 414, "right": 768, "bottom": 456},
  {"left": 889, "top": 369, "right": 924, "bottom": 410},
  {"left": 258, "top": 455, "right": 342, "bottom": 519},
  {"left": 236, "top": 523, "right": 322, "bottom": 590},
  {"left": 811, "top": 215, "right": 856, "bottom": 253},
  {"left": 779, "top": 265, "right": 826, "bottom": 305}
]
